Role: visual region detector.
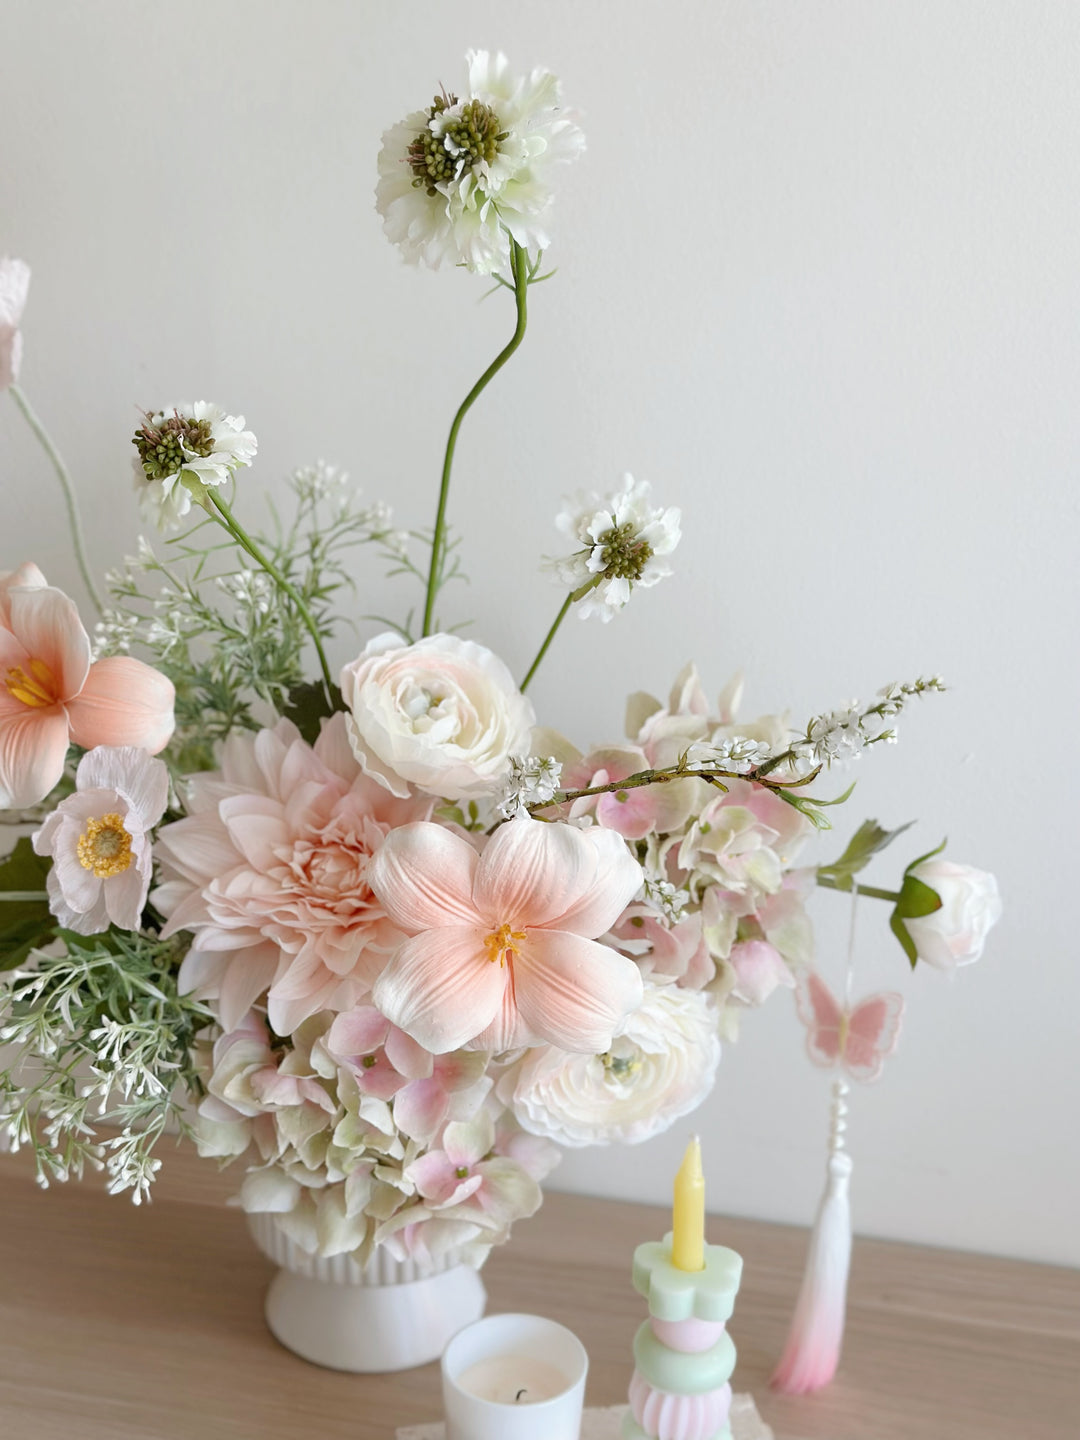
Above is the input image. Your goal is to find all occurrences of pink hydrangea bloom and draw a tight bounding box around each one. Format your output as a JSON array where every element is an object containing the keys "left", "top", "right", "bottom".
[
  {"left": 33, "top": 746, "right": 169, "bottom": 934},
  {"left": 154, "top": 714, "right": 431, "bottom": 1035},
  {"left": 0, "top": 258, "right": 30, "bottom": 391},
  {"left": 0, "top": 564, "right": 175, "bottom": 810},
  {"left": 405, "top": 1110, "right": 542, "bottom": 1227},
  {"left": 370, "top": 814, "right": 645, "bottom": 1054}
]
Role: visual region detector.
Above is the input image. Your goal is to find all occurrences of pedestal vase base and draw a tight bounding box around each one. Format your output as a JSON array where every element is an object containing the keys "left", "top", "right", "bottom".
[{"left": 265, "top": 1261, "right": 487, "bottom": 1373}]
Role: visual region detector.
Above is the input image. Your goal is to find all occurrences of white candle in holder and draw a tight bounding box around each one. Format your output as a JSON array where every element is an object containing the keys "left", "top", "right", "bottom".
[{"left": 442, "top": 1314, "right": 588, "bottom": 1440}]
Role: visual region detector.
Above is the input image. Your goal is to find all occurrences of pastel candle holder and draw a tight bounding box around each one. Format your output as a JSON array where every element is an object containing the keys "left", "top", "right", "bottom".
[
  {"left": 622, "top": 1232, "right": 744, "bottom": 1440},
  {"left": 442, "top": 1312, "right": 589, "bottom": 1440}
]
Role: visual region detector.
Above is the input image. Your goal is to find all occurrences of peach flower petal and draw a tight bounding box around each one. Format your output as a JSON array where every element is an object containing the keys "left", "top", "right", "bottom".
[
  {"left": 512, "top": 929, "right": 645, "bottom": 1053},
  {"left": 8, "top": 584, "right": 91, "bottom": 700},
  {"left": 373, "top": 927, "right": 505, "bottom": 1054},
  {"left": 369, "top": 822, "right": 483, "bottom": 933},
  {"left": 0, "top": 707, "right": 71, "bottom": 808},
  {"left": 67, "top": 656, "right": 175, "bottom": 752}
]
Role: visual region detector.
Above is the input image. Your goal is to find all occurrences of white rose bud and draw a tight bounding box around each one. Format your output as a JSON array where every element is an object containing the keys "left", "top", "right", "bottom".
[
  {"left": 339, "top": 633, "right": 535, "bottom": 801},
  {"left": 901, "top": 860, "right": 1002, "bottom": 970}
]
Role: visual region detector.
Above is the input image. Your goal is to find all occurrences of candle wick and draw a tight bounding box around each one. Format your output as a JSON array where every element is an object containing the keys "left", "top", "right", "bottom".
[{"left": 515, "top": 1388, "right": 528, "bottom": 1403}]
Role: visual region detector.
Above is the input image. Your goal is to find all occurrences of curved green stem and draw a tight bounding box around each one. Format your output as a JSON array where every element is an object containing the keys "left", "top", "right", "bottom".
[
  {"left": 815, "top": 874, "right": 900, "bottom": 903},
  {"left": 422, "top": 239, "right": 530, "bottom": 637},
  {"left": 207, "top": 492, "right": 335, "bottom": 698},
  {"left": 9, "top": 384, "right": 104, "bottom": 614},
  {"left": 520, "top": 594, "right": 572, "bottom": 693}
]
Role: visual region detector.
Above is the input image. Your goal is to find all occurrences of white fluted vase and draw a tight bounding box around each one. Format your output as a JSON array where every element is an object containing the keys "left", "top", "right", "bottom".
[{"left": 247, "top": 1213, "right": 487, "bottom": 1373}]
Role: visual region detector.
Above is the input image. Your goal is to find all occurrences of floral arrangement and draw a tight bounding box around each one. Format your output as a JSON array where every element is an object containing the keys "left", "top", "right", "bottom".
[{"left": 0, "top": 51, "right": 1001, "bottom": 1274}]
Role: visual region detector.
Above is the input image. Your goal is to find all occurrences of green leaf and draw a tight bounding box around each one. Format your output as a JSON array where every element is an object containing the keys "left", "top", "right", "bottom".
[
  {"left": 889, "top": 907, "right": 920, "bottom": 968},
  {"left": 894, "top": 874, "right": 944, "bottom": 919},
  {"left": 0, "top": 838, "right": 57, "bottom": 971},
  {"left": 818, "top": 818, "right": 915, "bottom": 890},
  {"left": 281, "top": 681, "right": 344, "bottom": 744}
]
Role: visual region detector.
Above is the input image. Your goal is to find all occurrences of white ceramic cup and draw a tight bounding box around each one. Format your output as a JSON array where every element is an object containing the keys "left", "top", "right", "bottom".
[{"left": 441, "top": 1313, "right": 588, "bottom": 1440}]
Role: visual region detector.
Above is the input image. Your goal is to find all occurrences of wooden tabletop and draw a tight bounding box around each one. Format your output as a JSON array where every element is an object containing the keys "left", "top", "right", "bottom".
[{"left": 0, "top": 1145, "right": 1076, "bottom": 1439}]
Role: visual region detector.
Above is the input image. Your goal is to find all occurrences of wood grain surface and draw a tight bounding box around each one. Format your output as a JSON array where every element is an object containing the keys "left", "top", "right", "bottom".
[{"left": 0, "top": 1145, "right": 1076, "bottom": 1439}]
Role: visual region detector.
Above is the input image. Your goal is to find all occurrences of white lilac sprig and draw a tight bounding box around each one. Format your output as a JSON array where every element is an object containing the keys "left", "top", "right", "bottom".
[
  {"left": 684, "top": 736, "right": 773, "bottom": 775},
  {"left": 781, "top": 676, "right": 947, "bottom": 771},
  {"left": 499, "top": 754, "right": 563, "bottom": 819},
  {"left": 376, "top": 50, "right": 584, "bottom": 275}
]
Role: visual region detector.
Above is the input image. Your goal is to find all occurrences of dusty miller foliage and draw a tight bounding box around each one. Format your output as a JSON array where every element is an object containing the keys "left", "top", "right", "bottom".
[{"left": 0, "top": 931, "right": 211, "bottom": 1202}]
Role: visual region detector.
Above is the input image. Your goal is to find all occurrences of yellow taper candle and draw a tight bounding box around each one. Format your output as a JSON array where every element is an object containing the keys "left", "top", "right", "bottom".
[{"left": 671, "top": 1134, "right": 706, "bottom": 1271}]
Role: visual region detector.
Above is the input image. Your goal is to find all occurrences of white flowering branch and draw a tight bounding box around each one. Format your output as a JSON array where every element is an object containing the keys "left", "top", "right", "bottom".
[{"left": 422, "top": 237, "right": 530, "bottom": 636}]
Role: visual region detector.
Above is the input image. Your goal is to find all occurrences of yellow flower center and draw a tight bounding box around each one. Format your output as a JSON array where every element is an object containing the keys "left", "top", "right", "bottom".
[
  {"left": 77, "top": 813, "right": 135, "bottom": 879},
  {"left": 483, "top": 922, "right": 526, "bottom": 967},
  {"left": 5, "top": 657, "right": 59, "bottom": 709}
]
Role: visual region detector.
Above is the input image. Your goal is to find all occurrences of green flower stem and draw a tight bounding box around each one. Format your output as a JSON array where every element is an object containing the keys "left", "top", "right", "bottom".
[
  {"left": 9, "top": 384, "right": 104, "bottom": 615},
  {"left": 422, "top": 238, "right": 530, "bottom": 637},
  {"left": 0, "top": 891, "right": 49, "bottom": 902},
  {"left": 207, "top": 492, "right": 335, "bottom": 698},
  {"left": 520, "top": 594, "right": 573, "bottom": 693},
  {"left": 520, "top": 577, "right": 605, "bottom": 693},
  {"left": 815, "top": 873, "right": 900, "bottom": 903}
]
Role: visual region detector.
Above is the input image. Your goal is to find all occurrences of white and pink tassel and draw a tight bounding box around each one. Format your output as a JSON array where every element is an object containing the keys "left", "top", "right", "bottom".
[{"left": 770, "top": 1079, "right": 852, "bottom": 1395}]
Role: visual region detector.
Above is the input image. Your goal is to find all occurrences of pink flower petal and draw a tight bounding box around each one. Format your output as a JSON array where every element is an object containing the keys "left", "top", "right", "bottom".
[
  {"left": 473, "top": 818, "right": 598, "bottom": 929},
  {"left": 384, "top": 1024, "right": 435, "bottom": 1080},
  {"left": 513, "top": 929, "right": 644, "bottom": 1053},
  {"left": 368, "top": 823, "right": 483, "bottom": 933},
  {"left": 154, "top": 813, "right": 241, "bottom": 888},
  {"left": 542, "top": 825, "right": 645, "bottom": 937},
  {"left": 326, "top": 1007, "right": 391, "bottom": 1058},
  {"left": 372, "top": 927, "right": 504, "bottom": 1053},
  {"left": 67, "top": 657, "right": 175, "bottom": 753},
  {"left": 218, "top": 795, "right": 290, "bottom": 871},
  {"left": 8, "top": 584, "right": 90, "bottom": 702},
  {"left": 468, "top": 976, "right": 540, "bottom": 1052},
  {"left": 0, "top": 707, "right": 71, "bottom": 809},
  {"left": 393, "top": 1076, "right": 449, "bottom": 1143}
]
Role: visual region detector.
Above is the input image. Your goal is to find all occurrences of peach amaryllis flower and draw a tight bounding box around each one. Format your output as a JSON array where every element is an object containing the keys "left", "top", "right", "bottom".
[
  {"left": 370, "top": 815, "right": 645, "bottom": 1055},
  {"left": 0, "top": 564, "right": 175, "bottom": 810}
]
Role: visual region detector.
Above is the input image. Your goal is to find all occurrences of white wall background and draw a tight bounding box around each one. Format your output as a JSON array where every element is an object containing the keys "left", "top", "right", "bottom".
[{"left": 2, "top": 1, "right": 1077, "bottom": 1265}]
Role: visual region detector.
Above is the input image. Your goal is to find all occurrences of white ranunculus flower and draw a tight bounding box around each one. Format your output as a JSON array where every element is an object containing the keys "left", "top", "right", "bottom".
[
  {"left": 132, "top": 402, "right": 257, "bottom": 531},
  {"left": 902, "top": 860, "right": 1002, "bottom": 969},
  {"left": 507, "top": 981, "right": 721, "bottom": 1147},
  {"left": 376, "top": 50, "right": 584, "bottom": 274},
  {"left": 549, "top": 474, "right": 681, "bottom": 622},
  {"left": 340, "top": 633, "right": 535, "bottom": 801}
]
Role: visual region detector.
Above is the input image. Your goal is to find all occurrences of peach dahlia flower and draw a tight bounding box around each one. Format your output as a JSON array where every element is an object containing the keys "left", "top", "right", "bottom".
[
  {"left": 0, "top": 564, "right": 175, "bottom": 810},
  {"left": 370, "top": 814, "right": 645, "bottom": 1055},
  {"left": 154, "top": 715, "right": 431, "bottom": 1035}
]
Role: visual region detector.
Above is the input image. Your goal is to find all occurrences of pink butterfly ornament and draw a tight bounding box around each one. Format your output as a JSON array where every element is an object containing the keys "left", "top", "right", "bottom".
[
  {"left": 795, "top": 969, "right": 905, "bottom": 1084},
  {"left": 771, "top": 970, "right": 906, "bottom": 1397}
]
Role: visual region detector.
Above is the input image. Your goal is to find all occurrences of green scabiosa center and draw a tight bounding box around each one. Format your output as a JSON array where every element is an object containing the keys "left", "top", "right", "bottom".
[
  {"left": 597, "top": 522, "right": 654, "bottom": 581},
  {"left": 133, "top": 413, "right": 215, "bottom": 482},
  {"left": 408, "top": 94, "right": 508, "bottom": 197}
]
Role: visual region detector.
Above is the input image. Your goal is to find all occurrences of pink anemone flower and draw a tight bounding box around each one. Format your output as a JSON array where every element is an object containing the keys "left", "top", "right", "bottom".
[
  {"left": 370, "top": 814, "right": 645, "bottom": 1055},
  {"left": 0, "top": 564, "right": 174, "bottom": 809}
]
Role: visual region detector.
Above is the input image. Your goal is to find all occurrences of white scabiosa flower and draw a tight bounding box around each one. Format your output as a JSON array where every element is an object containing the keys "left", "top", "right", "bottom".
[
  {"left": 376, "top": 50, "right": 585, "bottom": 274},
  {"left": 549, "top": 474, "right": 681, "bottom": 622},
  {"left": 506, "top": 981, "right": 720, "bottom": 1147},
  {"left": 131, "top": 402, "right": 257, "bottom": 531},
  {"left": 0, "top": 256, "right": 31, "bottom": 391}
]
